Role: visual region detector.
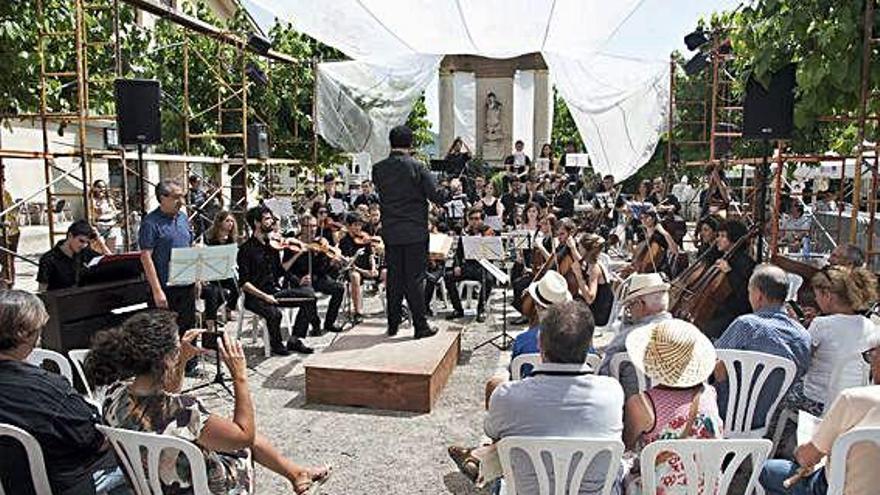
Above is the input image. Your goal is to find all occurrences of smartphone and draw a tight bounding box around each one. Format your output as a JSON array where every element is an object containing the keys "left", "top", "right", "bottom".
[{"left": 201, "top": 331, "right": 223, "bottom": 351}]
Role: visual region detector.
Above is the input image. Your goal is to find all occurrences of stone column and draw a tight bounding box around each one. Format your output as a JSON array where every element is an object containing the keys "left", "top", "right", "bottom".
[
  {"left": 438, "top": 69, "right": 455, "bottom": 157},
  {"left": 532, "top": 69, "right": 551, "bottom": 155}
]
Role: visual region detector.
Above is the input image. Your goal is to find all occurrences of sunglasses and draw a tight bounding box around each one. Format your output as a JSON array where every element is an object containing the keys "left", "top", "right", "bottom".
[{"left": 862, "top": 348, "right": 877, "bottom": 364}]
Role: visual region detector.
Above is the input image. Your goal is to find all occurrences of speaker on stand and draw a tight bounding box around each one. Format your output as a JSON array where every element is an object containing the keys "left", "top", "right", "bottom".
[
  {"left": 114, "top": 79, "right": 161, "bottom": 214},
  {"left": 742, "top": 63, "right": 796, "bottom": 261}
]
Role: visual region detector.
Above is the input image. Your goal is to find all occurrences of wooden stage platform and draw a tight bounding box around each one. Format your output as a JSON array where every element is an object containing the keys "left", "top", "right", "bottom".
[{"left": 304, "top": 323, "right": 461, "bottom": 413}]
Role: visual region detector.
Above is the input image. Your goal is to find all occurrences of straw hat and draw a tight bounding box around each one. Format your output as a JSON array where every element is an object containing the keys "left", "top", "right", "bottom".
[
  {"left": 620, "top": 273, "right": 670, "bottom": 306},
  {"left": 527, "top": 270, "right": 573, "bottom": 309},
  {"left": 625, "top": 319, "right": 716, "bottom": 388}
]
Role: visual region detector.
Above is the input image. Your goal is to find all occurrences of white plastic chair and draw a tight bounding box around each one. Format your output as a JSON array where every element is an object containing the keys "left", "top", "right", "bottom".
[
  {"left": 67, "top": 348, "right": 106, "bottom": 407},
  {"left": 510, "top": 353, "right": 541, "bottom": 380},
  {"left": 785, "top": 273, "right": 803, "bottom": 302},
  {"left": 497, "top": 436, "right": 624, "bottom": 495},
  {"left": 608, "top": 352, "right": 650, "bottom": 393},
  {"left": 236, "top": 295, "right": 293, "bottom": 357},
  {"left": 826, "top": 427, "right": 880, "bottom": 494},
  {"left": 459, "top": 280, "right": 482, "bottom": 314},
  {"left": 715, "top": 350, "right": 797, "bottom": 439},
  {"left": 27, "top": 348, "right": 73, "bottom": 384},
  {"left": 640, "top": 439, "right": 772, "bottom": 495},
  {"left": 0, "top": 423, "right": 53, "bottom": 495},
  {"left": 96, "top": 424, "right": 211, "bottom": 495}
]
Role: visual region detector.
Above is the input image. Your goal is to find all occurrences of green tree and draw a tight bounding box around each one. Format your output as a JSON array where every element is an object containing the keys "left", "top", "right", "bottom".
[{"left": 551, "top": 88, "right": 584, "bottom": 154}]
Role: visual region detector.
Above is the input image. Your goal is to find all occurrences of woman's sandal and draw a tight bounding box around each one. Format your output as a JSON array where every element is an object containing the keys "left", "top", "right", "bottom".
[
  {"left": 447, "top": 445, "right": 480, "bottom": 483},
  {"left": 293, "top": 466, "right": 332, "bottom": 495}
]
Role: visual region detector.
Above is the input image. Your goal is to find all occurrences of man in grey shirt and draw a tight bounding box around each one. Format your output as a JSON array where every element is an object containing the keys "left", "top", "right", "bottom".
[
  {"left": 598, "top": 273, "right": 672, "bottom": 399},
  {"left": 485, "top": 301, "right": 624, "bottom": 494}
]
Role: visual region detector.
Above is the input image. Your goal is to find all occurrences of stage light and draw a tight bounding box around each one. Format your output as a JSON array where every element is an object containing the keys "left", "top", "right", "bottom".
[
  {"left": 684, "top": 29, "right": 709, "bottom": 51},
  {"left": 684, "top": 53, "right": 709, "bottom": 76},
  {"left": 247, "top": 33, "right": 272, "bottom": 55}
]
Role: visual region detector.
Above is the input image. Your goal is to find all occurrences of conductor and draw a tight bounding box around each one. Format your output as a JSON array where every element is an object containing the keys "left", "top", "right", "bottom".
[{"left": 372, "top": 125, "right": 446, "bottom": 338}]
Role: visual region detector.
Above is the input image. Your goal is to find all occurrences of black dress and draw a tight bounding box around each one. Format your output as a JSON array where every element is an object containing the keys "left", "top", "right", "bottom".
[{"left": 589, "top": 263, "right": 614, "bottom": 326}]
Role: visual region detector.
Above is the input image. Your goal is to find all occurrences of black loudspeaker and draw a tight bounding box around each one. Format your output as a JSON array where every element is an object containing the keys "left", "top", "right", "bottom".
[
  {"left": 114, "top": 79, "right": 161, "bottom": 145},
  {"left": 247, "top": 123, "right": 269, "bottom": 159},
  {"left": 743, "top": 64, "right": 796, "bottom": 140}
]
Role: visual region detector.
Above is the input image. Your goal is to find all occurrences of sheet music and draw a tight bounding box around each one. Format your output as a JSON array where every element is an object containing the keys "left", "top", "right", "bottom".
[
  {"left": 168, "top": 244, "right": 237, "bottom": 286},
  {"left": 461, "top": 236, "right": 504, "bottom": 261},
  {"left": 566, "top": 153, "right": 590, "bottom": 168},
  {"left": 484, "top": 215, "right": 502, "bottom": 232},
  {"left": 536, "top": 158, "right": 550, "bottom": 172},
  {"left": 328, "top": 198, "right": 347, "bottom": 215},
  {"left": 429, "top": 233, "right": 454, "bottom": 257}
]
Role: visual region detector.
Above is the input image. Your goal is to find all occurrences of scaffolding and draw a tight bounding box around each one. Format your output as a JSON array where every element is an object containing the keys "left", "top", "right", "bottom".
[{"left": 0, "top": 0, "right": 316, "bottom": 268}]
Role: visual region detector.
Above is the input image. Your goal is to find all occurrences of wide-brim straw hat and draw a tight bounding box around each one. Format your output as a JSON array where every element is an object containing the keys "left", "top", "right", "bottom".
[
  {"left": 620, "top": 273, "right": 670, "bottom": 306},
  {"left": 626, "top": 319, "right": 716, "bottom": 388},
  {"left": 527, "top": 270, "right": 572, "bottom": 309}
]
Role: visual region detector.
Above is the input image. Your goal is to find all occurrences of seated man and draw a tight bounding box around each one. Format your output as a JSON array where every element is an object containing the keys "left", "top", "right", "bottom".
[
  {"left": 485, "top": 301, "right": 624, "bottom": 494},
  {"left": 444, "top": 208, "right": 495, "bottom": 322},
  {"left": 36, "top": 219, "right": 110, "bottom": 291},
  {"left": 759, "top": 334, "right": 880, "bottom": 495},
  {"left": 508, "top": 271, "right": 572, "bottom": 377},
  {"left": 713, "top": 264, "right": 812, "bottom": 432},
  {"left": 598, "top": 273, "right": 672, "bottom": 400},
  {"left": 237, "top": 205, "right": 319, "bottom": 356},
  {"left": 0, "top": 290, "right": 125, "bottom": 494}
]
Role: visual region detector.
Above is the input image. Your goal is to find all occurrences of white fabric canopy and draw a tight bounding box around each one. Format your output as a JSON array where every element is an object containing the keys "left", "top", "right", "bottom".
[{"left": 252, "top": 0, "right": 736, "bottom": 179}]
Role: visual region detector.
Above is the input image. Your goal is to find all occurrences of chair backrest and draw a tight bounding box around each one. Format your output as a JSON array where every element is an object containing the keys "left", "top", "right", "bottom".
[
  {"left": 640, "top": 439, "right": 772, "bottom": 495},
  {"left": 26, "top": 348, "right": 73, "bottom": 384},
  {"left": 826, "top": 353, "right": 872, "bottom": 407},
  {"left": 786, "top": 272, "right": 803, "bottom": 302},
  {"left": 0, "top": 423, "right": 53, "bottom": 495},
  {"left": 715, "top": 350, "right": 797, "bottom": 438},
  {"left": 827, "top": 427, "right": 880, "bottom": 494},
  {"left": 497, "top": 436, "right": 624, "bottom": 495},
  {"left": 67, "top": 349, "right": 96, "bottom": 400},
  {"left": 608, "top": 352, "right": 650, "bottom": 393},
  {"left": 510, "top": 353, "right": 541, "bottom": 381},
  {"left": 96, "top": 425, "right": 211, "bottom": 495}
]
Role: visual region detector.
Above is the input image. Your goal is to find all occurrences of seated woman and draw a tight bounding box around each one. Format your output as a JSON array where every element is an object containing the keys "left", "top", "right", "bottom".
[
  {"left": 568, "top": 233, "right": 614, "bottom": 326},
  {"left": 338, "top": 212, "right": 379, "bottom": 321},
  {"left": 0, "top": 290, "right": 126, "bottom": 494},
  {"left": 623, "top": 319, "right": 723, "bottom": 494},
  {"left": 783, "top": 265, "right": 879, "bottom": 416},
  {"left": 85, "top": 310, "right": 329, "bottom": 494},
  {"left": 200, "top": 211, "right": 240, "bottom": 330}
]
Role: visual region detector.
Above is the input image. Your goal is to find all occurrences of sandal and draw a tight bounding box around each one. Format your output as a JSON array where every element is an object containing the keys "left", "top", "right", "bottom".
[
  {"left": 447, "top": 445, "right": 480, "bottom": 483},
  {"left": 292, "top": 466, "right": 332, "bottom": 494}
]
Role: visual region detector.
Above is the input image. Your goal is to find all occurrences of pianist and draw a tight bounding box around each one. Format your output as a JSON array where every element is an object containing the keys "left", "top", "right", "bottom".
[{"left": 36, "top": 220, "right": 110, "bottom": 291}]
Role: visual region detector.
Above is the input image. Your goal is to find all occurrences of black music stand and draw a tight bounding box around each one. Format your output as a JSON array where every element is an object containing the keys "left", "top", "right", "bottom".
[{"left": 169, "top": 245, "right": 238, "bottom": 396}]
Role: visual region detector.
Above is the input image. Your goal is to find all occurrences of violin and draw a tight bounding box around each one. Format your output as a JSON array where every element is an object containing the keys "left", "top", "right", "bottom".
[{"left": 267, "top": 233, "right": 309, "bottom": 253}]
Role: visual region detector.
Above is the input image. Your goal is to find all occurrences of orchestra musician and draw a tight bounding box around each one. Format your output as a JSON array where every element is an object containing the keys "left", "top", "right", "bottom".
[
  {"left": 551, "top": 175, "right": 574, "bottom": 219},
  {"left": 622, "top": 207, "right": 678, "bottom": 277},
  {"left": 200, "top": 211, "right": 240, "bottom": 331},
  {"left": 338, "top": 212, "right": 380, "bottom": 321},
  {"left": 322, "top": 173, "right": 346, "bottom": 221},
  {"left": 444, "top": 137, "right": 472, "bottom": 177},
  {"left": 237, "top": 205, "right": 319, "bottom": 356},
  {"left": 696, "top": 215, "right": 723, "bottom": 261},
  {"left": 704, "top": 219, "right": 756, "bottom": 339},
  {"left": 444, "top": 207, "right": 495, "bottom": 322},
  {"left": 287, "top": 214, "right": 345, "bottom": 334},
  {"left": 568, "top": 233, "right": 614, "bottom": 326},
  {"left": 37, "top": 220, "right": 111, "bottom": 292},
  {"left": 511, "top": 212, "right": 556, "bottom": 322}
]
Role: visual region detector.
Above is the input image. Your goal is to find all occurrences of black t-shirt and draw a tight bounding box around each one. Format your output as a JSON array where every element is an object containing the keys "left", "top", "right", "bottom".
[
  {"left": 553, "top": 190, "right": 575, "bottom": 218},
  {"left": 0, "top": 360, "right": 110, "bottom": 494},
  {"left": 338, "top": 234, "right": 373, "bottom": 271},
  {"left": 36, "top": 241, "right": 100, "bottom": 291},
  {"left": 237, "top": 236, "right": 284, "bottom": 295}
]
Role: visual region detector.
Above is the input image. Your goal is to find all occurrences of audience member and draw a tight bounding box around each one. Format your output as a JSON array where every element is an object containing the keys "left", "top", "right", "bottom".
[
  {"left": 828, "top": 243, "right": 865, "bottom": 269},
  {"left": 713, "top": 264, "right": 812, "bottom": 431},
  {"left": 784, "top": 266, "right": 879, "bottom": 416},
  {"left": 86, "top": 310, "right": 330, "bottom": 494},
  {"left": 0, "top": 290, "right": 126, "bottom": 494},
  {"left": 760, "top": 334, "right": 880, "bottom": 495},
  {"left": 599, "top": 273, "right": 672, "bottom": 400},
  {"left": 623, "top": 319, "right": 723, "bottom": 493},
  {"left": 485, "top": 301, "right": 624, "bottom": 494}
]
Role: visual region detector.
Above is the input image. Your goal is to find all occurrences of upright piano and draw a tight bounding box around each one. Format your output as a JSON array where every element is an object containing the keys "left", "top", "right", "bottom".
[{"left": 39, "top": 278, "right": 150, "bottom": 353}]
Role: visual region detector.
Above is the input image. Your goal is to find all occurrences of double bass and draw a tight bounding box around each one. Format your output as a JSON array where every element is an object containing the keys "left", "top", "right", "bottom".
[{"left": 670, "top": 226, "right": 758, "bottom": 329}]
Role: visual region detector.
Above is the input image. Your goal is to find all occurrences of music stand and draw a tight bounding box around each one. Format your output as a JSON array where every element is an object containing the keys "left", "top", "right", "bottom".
[
  {"left": 460, "top": 237, "right": 514, "bottom": 351},
  {"left": 169, "top": 244, "right": 238, "bottom": 395}
]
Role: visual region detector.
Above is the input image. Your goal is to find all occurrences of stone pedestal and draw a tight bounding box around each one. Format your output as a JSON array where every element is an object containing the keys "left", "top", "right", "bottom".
[{"left": 439, "top": 70, "right": 455, "bottom": 157}]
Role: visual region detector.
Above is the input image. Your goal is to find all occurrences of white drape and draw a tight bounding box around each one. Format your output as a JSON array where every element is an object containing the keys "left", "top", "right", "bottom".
[
  {"left": 253, "top": 0, "right": 736, "bottom": 179},
  {"left": 453, "top": 72, "right": 476, "bottom": 152}
]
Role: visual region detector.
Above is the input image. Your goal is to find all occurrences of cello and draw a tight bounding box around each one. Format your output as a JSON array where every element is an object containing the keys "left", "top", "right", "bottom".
[
  {"left": 519, "top": 242, "right": 580, "bottom": 325},
  {"left": 671, "top": 226, "right": 758, "bottom": 329}
]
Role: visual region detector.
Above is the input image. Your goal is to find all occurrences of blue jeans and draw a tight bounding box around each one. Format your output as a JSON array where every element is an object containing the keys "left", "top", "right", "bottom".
[{"left": 760, "top": 459, "right": 827, "bottom": 495}]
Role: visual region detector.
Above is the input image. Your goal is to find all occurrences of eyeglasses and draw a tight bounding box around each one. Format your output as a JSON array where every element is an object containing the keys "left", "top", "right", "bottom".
[
  {"left": 318, "top": 210, "right": 328, "bottom": 214},
  {"left": 468, "top": 216, "right": 481, "bottom": 221}
]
